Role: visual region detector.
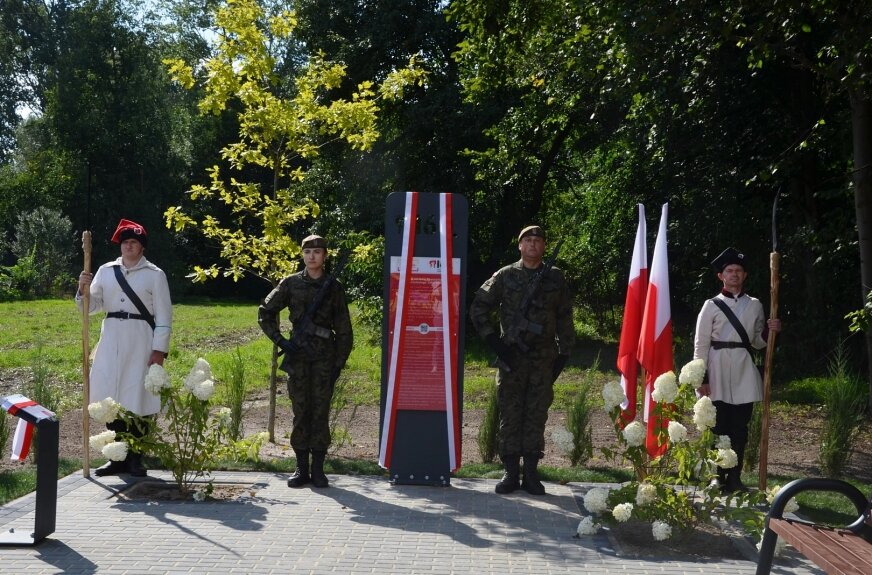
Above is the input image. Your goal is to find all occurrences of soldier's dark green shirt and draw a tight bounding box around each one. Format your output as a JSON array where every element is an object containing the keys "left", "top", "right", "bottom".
[
  {"left": 258, "top": 270, "right": 353, "bottom": 368},
  {"left": 469, "top": 260, "right": 575, "bottom": 356}
]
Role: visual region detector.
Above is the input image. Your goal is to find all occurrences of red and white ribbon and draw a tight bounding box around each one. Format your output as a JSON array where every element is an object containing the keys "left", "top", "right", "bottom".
[
  {"left": 3, "top": 395, "right": 38, "bottom": 461},
  {"left": 439, "top": 192, "right": 461, "bottom": 471},
  {"left": 379, "top": 192, "right": 418, "bottom": 469}
]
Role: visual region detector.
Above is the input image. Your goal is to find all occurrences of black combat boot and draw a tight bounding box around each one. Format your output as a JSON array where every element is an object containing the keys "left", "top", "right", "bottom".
[
  {"left": 311, "top": 450, "right": 329, "bottom": 488},
  {"left": 725, "top": 466, "right": 748, "bottom": 493},
  {"left": 94, "top": 459, "right": 128, "bottom": 477},
  {"left": 287, "top": 449, "right": 311, "bottom": 487},
  {"left": 712, "top": 467, "right": 728, "bottom": 493},
  {"left": 126, "top": 451, "right": 147, "bottom": 477},
  {"left": 521, "top": 454, "right": 546, "bottom": 495},
  {"left": 495, "top": 455, "right": 521, "bottom": 494}
]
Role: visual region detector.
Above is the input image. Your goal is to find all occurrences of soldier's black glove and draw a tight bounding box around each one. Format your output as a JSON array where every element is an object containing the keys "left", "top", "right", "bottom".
[
  {"left": 277, "top": 337, "right": 297, "bottom": 356},
  {"left": 552, "top": 354, "right": 569, "bottom": 382},
  {"left": 485, "top": 333, "right": 514, "bottom": 368}
]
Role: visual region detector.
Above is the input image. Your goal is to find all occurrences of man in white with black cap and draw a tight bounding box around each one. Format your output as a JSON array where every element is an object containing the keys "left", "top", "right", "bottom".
[{"left": 693, "top": 247, "right": 781, "bottom": 493}]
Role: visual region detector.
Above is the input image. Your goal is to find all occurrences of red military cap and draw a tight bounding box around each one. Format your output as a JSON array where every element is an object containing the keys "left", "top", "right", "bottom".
[{"left": 111, "top": 219, "right": 148, "bottom": 247}]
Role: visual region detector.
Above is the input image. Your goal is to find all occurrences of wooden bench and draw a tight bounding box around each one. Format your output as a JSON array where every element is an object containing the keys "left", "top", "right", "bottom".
[{"left": 756, "top": 477, "right": 872, "bottom": 575}]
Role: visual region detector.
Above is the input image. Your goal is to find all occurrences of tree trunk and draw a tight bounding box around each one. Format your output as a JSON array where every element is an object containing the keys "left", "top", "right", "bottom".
[{"left": 849, "top": 90, "right": 872, "bottom": 413}]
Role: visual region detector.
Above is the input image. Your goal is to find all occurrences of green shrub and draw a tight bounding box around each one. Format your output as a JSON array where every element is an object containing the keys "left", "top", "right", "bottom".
[
  {"left": 216, "top": 347, "right": 248, "bottom": 441},
  {"left": 10, "top": 207, "right": 76, "bottom": 298},
  {"left": 565, "top": 367, "right": 595, "bottom": 466},
  {"left": 818, "top": 346, "right": 868, "bottom": 477}
]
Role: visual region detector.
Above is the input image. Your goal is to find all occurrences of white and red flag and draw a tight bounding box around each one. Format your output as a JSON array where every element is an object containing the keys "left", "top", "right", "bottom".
[
  {"left": 637, "top": 203, "right": 674, "bottom": 458},
  {"left": 616, "top": 204, "right": 647, "bottom": 425}
]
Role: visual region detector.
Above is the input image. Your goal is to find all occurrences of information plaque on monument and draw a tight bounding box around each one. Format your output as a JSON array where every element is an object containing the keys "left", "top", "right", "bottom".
[{"left": 378, "top": 192, "right": 468, "bottom": 485}]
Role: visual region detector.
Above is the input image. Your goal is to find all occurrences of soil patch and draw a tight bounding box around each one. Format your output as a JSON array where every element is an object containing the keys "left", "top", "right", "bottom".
[
  {"left": 116, "top": 480, "right": 258, "bottom": 502},
  {"left": 606, "top": 519, "right": 748, "bottom": 560}
]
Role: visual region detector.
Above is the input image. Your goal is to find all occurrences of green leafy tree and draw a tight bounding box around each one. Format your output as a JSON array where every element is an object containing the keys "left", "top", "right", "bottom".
[{"left": 164, "top": 0, "right": 425, "bottom": 440}]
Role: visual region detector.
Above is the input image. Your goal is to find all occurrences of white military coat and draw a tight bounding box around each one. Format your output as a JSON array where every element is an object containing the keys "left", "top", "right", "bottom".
[
  {"left": 76, "top": 256, "right": 172, "bottom": 416},
  {"left": 693, "top": 292, "right": 766, "bottom": 405}
]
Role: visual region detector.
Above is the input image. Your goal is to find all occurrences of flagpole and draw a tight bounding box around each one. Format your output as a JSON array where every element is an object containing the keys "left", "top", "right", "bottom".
[{"left": 759, "top": 194, "right": 781, "bottom": 491}]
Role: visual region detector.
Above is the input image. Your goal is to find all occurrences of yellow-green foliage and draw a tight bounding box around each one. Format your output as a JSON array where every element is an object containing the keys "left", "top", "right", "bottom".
[{"left": 162, "top": 0, "right": 426, "bottom": 286}]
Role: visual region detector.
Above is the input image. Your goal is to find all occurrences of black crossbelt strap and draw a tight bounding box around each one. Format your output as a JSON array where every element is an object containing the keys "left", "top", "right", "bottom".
[
  {"left": 112, "top": 265, "right": 156, "bottom": 330},
  {"left": 710, "top": 297, "right": 752, "bottom": 353}
]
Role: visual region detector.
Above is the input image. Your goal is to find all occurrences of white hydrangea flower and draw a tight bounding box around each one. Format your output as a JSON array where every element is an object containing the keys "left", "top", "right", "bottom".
[
  {"left": 651, "top": 371, "right": 678, "bottom": 403},
  {"left": 184, "top": 358, "right": 212, "bottom": 392},
  {"left": 715, "top": 448, "right": 739, "bottom": 469},
  {"left": 89, "top": 430, "right": 116, "bottom": 452},
  {"left": 612, "top": 502, "right": 634, "bottom": 523},
  {"left": 583, "top": 487, "right": 610, "bottom": 514},
  {"left": 667, "top": 421, "right": 688, "bottom": 443},
  {"left": 216, "top": 407, "right": 232, "bottom": 429},
  {"left": 88, "top": 397, "right": 121, "bottom": 424},
  {"left": 636, "top": 483, "right": 657, "bottom": 506},
  {"left": 766, "top": 485, "right": 800, "bottom": 514},
  {"left": 622, "top": 421, "right": 646, "bottom": 447},
  {"left": 693, "top": 396, "right": 717, "bottom": 430},
  {"left": 102, "top": 441, "right": 128, "bottom": 462},
  {"left": 144, "top": 363, "right": 170, "bottom": 395},
  {"left": 652, "top": 520, "right": 673, "bottom": 541},
  {"left": 191, "top": 379, "right": 215, "bottom": 401},
  {"left": 602, "top": 381, "right": 627, "bottom": 411},
  {"left": 679, "top": 358, "right": 706, "bottom": 388},
  {"left": 576, "top": 516, "right": 601, "bottom": 536},
  {"left": 551, "top": 428, "right": 575, "bottom": 456},
  {"left": 715, "top": 435, "right": 732, "bottom": 449}
]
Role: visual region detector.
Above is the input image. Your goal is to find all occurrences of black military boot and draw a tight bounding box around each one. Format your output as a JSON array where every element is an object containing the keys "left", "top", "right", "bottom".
[
  {"left": 711, "top": 467, "right": 728, "bottom": 493},
  {"left": 521, "top": 454, "right": 546, "bottom": 495},
  {"left": 287, "top": 449, "right": 311, "bottom": 487},
  {"left": 725, "top": 466, "right": 748, "bottom": 493},
  {"left": 311, "top": 450, "right": 329, "bottom": 488},
  {"left": 495, "top": 455, "right": 521, "bottom": 494},
  {"left": 126, "top": 451, "right": 147, "bottom": 477},
  {"left": 94, "top": 459, "right": 128, "bottom": 477}
]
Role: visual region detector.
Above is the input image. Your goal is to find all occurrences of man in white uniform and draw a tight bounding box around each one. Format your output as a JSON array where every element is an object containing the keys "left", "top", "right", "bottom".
[
  {"left": 694, "top": 247, "right": 781, "bottom": 493},
  {"left": 77, "top": 219, "right": 172, "bottom": 476}
]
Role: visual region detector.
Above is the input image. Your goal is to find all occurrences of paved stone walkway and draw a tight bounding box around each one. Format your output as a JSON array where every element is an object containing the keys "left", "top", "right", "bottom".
[{"left": 1, "top": 471, "right": 823, "bottom": 574}]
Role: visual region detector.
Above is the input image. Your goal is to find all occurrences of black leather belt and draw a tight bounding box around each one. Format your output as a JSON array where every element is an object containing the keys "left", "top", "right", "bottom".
[
  {"left": 107, "top": 311, "right": 149, "bottom": 322},
  {"left": 711, "top": 341, "right": 751, "bottom": 350}
]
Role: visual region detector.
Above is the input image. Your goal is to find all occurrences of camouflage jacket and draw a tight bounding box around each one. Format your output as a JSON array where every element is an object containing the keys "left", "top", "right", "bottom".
[
  {"left": 258, "top": 270, "right": 353, "bottom": 367},
  {"left": 469, "top": 260, "right": 575, "bottom": 356}
]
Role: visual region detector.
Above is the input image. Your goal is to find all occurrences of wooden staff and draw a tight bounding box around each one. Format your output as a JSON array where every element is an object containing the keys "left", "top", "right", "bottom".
[
  {"left": 81, "top": 231, "right": 92, "bottom": 478},
  {"left": 759, "top": 194, "right": 781, "bottom": 491}
]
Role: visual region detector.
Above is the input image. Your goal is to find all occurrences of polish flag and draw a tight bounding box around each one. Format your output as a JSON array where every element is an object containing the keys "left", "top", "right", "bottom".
[
  {"left": 616, "top": 204, "right": 647, "bottom": 425},
  {"left": 637, "top": 203, "right": 673, "bottom": 458}
]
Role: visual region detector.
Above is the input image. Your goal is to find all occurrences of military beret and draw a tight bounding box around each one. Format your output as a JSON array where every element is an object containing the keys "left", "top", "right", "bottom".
[
  {"left": 518, "top": 225, "right": 545, "bottom": 242},
  {"left": 711, "top": 247, "right": 746, "bottom": 272},
  {"left": 111, "top": 218, "right": 147, "bottom": 247},
  {"left": 301, "top": 234, "right": 327, "bottom": 250}
]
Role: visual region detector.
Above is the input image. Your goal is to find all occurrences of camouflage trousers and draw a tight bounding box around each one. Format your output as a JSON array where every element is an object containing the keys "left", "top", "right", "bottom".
[
  {"left": 496, "top": 353, "right": 556, "bottom": 458},
  {"left": 286, "top": 359, "right": 336, "bottom": 451}
]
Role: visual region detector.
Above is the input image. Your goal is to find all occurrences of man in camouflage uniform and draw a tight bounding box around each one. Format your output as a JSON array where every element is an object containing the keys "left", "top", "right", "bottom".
[
  {"left": 258, "top": 235, "right": 353, "bottom": 488},
  {"left": 470, "top": 226, "right": 575, "bottom": 495}
]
